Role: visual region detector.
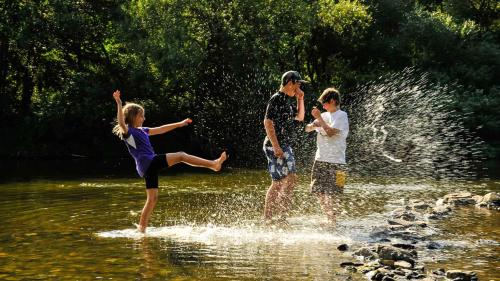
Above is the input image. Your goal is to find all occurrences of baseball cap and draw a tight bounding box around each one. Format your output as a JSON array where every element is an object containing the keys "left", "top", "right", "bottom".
[{"left": 281, "top": 70, "right": 309, "bottom": 86}]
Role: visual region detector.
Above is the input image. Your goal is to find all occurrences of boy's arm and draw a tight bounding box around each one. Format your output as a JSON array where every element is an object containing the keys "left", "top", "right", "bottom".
[
  {"left": 305, "top": 120, "right": 319, "bottom": 132},
  {"left": 113, "top": 90, "right": 128, "bottom": 136},
  {"left": 311, "top": 107, "right": 339, "bottom": 137},
  {"left": 264, "top": 119, "right": 284, "bottom": 158},
  {"left": 149, "top": 118, "right": 191, "bottom": 136},
  {"left": 294, "top": 89, "right": 305, "bottom": 121}
]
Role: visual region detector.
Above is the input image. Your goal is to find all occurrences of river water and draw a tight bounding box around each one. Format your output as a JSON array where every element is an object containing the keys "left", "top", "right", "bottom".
[{"left": 0, "top": 168, "right": 499, "bottom": 280}]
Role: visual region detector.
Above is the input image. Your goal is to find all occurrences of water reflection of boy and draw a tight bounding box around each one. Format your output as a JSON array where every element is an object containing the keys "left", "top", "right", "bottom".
[
  {"left": 305, "top": 88, "right": 349, "bottom": 227},
  {"left": 263, "top": 71, "right": 306, "bottom": 225}
]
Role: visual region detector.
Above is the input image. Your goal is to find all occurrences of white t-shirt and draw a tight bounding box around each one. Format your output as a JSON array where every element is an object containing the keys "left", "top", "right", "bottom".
[{"left": 315, "top": 110, "right": 349, "bottom": 164}]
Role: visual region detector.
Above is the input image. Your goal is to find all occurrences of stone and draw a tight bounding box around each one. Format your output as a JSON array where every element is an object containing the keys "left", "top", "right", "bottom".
[
  {"left": 367, "top": 268, "right": 392, "bottom": 281},
  {"left": 340, "top": 262, "right": 364, "bottom": 267},
  {"left": 388, "top": 229, "right": 426, "bottom": 242},
  {"left": 392, "top": 243, "right": 416, "bottom": 250},
  {"left": 432, "top": 268, "right": 446, "bottom": 276},
  {"left": 426, "top": 242, "right": 442, "bottom": 250},
  {"left": 379, "top": 259, "right": 395, "bottom": 267},
  {"left": 394, "top": 260, "right": 412, "bottom": 269},
  {"left": 445, "top": 270, "right": 476, "bottom": 281},
  {"left": 359, "top": 266, "right": 378, "bottom": 274},
  {"left": 414, "top": 265, "right": 425, "bottom": 272},
  {"left": 435, "top": 198, "right": 446, "bottom": 206},
  {"left": 354, "top": 247, "right": 378, "bottom": 261},
  {"left": 410, "top": 200, "right": 433, "bottom": 212},
  {"left": 376, "top": 245, "right": 417, "bottom": 266},
  {"left": 381, "top": 276, "right": 395, "bottom": 281},
  {"left": 480, "top": 192, "right": 500, "bottom": 204},
  {"left": 337, "top": 244, "right": 349, "bottom": 251},
  {"left": 393, "top": 269, "right": 406, "bottom": 276},
  {"left": 344, "top": 265, "right": 357, "bottom": 272},
  {"left": 406, "top": 271, "right": 426, "bottom": 279},
  {"left": 442, "top": 192, "right": 476, "bottom": 206},
  {"left": 476, "top": 192, "right": 500, "bottom": 209},
  {"left": 387, "top": 219, "right": 427, "bottom": 228},
  {"left": 471, "top": 195, "right": 483, "bottom": 204},
  {"left": 391, "top": 210, "right": 418, "bottom": 221},
  {"left": 428, "top": 205, "right": 452, "bottom": 219},
  {"left": 388, "top": 225, "right": 407, "bottom": 231},
  {"left": 365, "top": 270, "right": 379, "bottom": 280}
]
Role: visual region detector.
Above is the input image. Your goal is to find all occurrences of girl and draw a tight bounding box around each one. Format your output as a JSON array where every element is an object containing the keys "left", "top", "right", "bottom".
[{"left": 112, "top": 90, "right": 227, "bottom": 233}]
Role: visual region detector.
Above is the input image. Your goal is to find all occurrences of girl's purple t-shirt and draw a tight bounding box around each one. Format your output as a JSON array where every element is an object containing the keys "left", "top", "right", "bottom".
[{"left": 123, "top": 126, "right": 155, "bottom": 177}]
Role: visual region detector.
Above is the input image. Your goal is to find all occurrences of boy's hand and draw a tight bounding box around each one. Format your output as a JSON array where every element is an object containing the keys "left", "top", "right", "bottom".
[
  {"left": 295, "top": 88, "right": 304, "bottom": 100},
  {"left": 181, "top": 118, "right": 192, "bottom": 127},
  {"left": 113, "top": 90, "right": 121, "bottom": 103},
  {"left": 311, "top": 107, "right": 321, "bottom": 119},
  {"left": 273, "top": 146, "right": 284, "bottom": 158}
]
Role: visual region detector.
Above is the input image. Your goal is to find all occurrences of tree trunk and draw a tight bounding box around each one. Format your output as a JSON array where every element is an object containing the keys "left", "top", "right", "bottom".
[
  {"left": 20, "top": 64, "right": 34, "bottom": 116},
  {"left": 0, "top": 36, "right": 8, "bottom": 96}
]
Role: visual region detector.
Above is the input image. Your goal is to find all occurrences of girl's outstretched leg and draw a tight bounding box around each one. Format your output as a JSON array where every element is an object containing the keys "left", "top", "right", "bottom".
[
  {"left": 166, "top": 151, "right": 227, "bottom": 171},
  {"left": 138, "top": 188, "right": 158, "bottom": 233}
]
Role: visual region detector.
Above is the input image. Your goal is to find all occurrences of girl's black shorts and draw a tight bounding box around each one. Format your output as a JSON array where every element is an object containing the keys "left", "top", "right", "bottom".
[{"left": 144, "top": 154, "right": 169, "bottom": 189}]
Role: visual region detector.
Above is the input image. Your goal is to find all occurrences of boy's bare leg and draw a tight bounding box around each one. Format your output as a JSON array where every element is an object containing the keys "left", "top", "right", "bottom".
[
  {"left": 316, "top": 193, "right": 337, "bottom": 225},
  {"left": 264, "top": 180, "right": 282, "bottom": 222},
  {"left": 277, "top": 173, "right": 296, "bottom": 220},
  {"left": 166, "top": 151, "right": 227, "bottom": 171},
  {"left": 138, "top": 188, "right": 159, "bottom": 233}
]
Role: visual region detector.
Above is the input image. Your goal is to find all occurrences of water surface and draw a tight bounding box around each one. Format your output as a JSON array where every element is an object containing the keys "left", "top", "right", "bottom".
[{"left": 1, "top": 169, "right": 499, "bottom": 280}]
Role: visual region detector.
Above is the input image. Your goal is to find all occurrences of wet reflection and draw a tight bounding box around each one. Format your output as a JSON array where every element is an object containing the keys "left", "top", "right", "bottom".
[{"left": 0, "top": 170, "right": 498, "bottom": 280}]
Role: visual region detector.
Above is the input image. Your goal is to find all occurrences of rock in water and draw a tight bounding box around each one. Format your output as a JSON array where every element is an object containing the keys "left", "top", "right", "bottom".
[
  {"left": 376, "top": 245, "right": 417, "bottom": 266},
  {"left": 337, "top": 244, "right": 349, "bottom": 251},
  {"left": 442, "top": 192, "right": 476, "bottom": 206},
  {"left": 445, "top": 270, "right": 477, "bottom": 281}
]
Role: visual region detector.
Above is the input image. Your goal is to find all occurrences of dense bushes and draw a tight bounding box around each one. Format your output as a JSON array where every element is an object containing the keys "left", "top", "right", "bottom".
[{"left": 0, "top": 0, "right": 498, "bottom": 161}]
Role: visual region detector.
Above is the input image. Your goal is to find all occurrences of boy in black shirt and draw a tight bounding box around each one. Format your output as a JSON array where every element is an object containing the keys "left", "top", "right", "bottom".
[{"left": 263, "top": 70, "right": 306, "bottom": 225}]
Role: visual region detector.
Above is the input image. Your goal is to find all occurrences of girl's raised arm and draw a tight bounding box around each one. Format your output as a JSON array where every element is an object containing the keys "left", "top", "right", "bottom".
[{"left": 113, "top": 90, "right": 128, "bottom": 136}]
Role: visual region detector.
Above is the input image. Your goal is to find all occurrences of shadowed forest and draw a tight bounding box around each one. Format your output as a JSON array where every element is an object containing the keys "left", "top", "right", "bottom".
[{"left": 1, "top": 0, "right": 499, "bottom": 167}]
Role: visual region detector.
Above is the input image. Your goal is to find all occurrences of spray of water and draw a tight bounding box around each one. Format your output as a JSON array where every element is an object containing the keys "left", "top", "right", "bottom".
[{"left": 341, "top": 68, "right": 485, "bottom": 180}]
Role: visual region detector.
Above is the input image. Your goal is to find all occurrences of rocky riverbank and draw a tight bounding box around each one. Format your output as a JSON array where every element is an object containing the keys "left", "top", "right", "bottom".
[{"left": 338, "top": 192, "right": 499, "bottom": 281}]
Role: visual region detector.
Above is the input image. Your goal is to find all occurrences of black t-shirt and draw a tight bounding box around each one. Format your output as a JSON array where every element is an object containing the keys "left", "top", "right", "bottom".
[{"left": 264, "top": 91, "right": 297, "bottom": 147}]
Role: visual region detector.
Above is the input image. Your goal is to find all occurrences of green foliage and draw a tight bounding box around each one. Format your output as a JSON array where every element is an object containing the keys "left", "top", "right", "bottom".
[
  {"left": 318, "top": 0, "right": 372, "bottom": 36},
  {"left": 1, "top": 0, "right": 499, "bottom": 161}
]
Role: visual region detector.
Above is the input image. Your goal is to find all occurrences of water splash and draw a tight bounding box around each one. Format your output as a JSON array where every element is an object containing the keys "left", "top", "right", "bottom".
[
  {"left": 343, "top": 68, "right": 484, "bottom": 180},
  {"left": 97, "top": 220, "right": 352, "bottom": 245}
]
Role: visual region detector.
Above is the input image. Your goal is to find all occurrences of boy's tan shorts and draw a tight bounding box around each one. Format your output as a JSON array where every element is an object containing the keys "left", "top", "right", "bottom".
[{"left": 310, "top": 161, "right": 346, "bottom": 194}]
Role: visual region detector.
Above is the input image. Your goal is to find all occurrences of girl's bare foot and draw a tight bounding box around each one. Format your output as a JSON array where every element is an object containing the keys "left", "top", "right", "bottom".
[
  {"left": 135, "top": 223, "right": 146, "bottom": 233},
  {"left": 211, "top": 151, "right": 227, "bottom": 172}
]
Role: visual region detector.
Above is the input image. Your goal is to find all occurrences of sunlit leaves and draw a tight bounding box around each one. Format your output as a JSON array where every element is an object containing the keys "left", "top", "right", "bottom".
[{"left": 318, "top": 0, "right": 372, "bottom": 37}]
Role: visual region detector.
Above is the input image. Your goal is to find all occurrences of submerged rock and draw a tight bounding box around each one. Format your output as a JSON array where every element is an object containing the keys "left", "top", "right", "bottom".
[
  {"left": 426, "top": 241, "right": 442, "bottom": 250},
  {"left": 366, "top": 268, "right": 393, "bottom": 281},
  {"left": 340, "top": 261, "right": 364, "bottom": 267},
  {"left": 442, "top": 192, "right": 476, "bottom": 206},
  {"left": 354, "top": 247, "right": 378, "bottom": 261},
  {"left": 432, "top": 268, "right": 446, "bottom": 276},
  {"left": 410, "top": 200, "right": 433, "bottom": 212},
  {"left": 391, "top": 209, "right": 418, "bottom": 221},
  {"left": 392, "top": 243, "right": 416, "bottom": 250},
  {"left": 445, "top": 270, "right": 477, "bottom": 281},
  {"left": 394, "top": 260, "right": 412, "bottom": 269},
  {"left": 387, "top": 219, "right": 427, "bottom": 228},
  {"left": 427, "top": 205, "right": 452, "bottom": 220},
  {"left": 376, "top": 245, "right": 417, "bottom": 266},
  {"left": 476, "top": 192, "right": 500, "bottom": 209},
  {"left": 337, "top": 244, "right": 349, "bottom": 251}
]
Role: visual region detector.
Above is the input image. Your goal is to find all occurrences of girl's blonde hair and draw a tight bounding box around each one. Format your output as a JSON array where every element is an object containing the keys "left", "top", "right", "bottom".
[{"left": 112, "top": 102, "right": 144, "bottom": 139}]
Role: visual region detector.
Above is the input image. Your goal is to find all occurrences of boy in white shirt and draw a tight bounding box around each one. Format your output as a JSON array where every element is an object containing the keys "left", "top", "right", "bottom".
[{"left": 305, "top": 87, "right": 349, "bottom": 227}]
